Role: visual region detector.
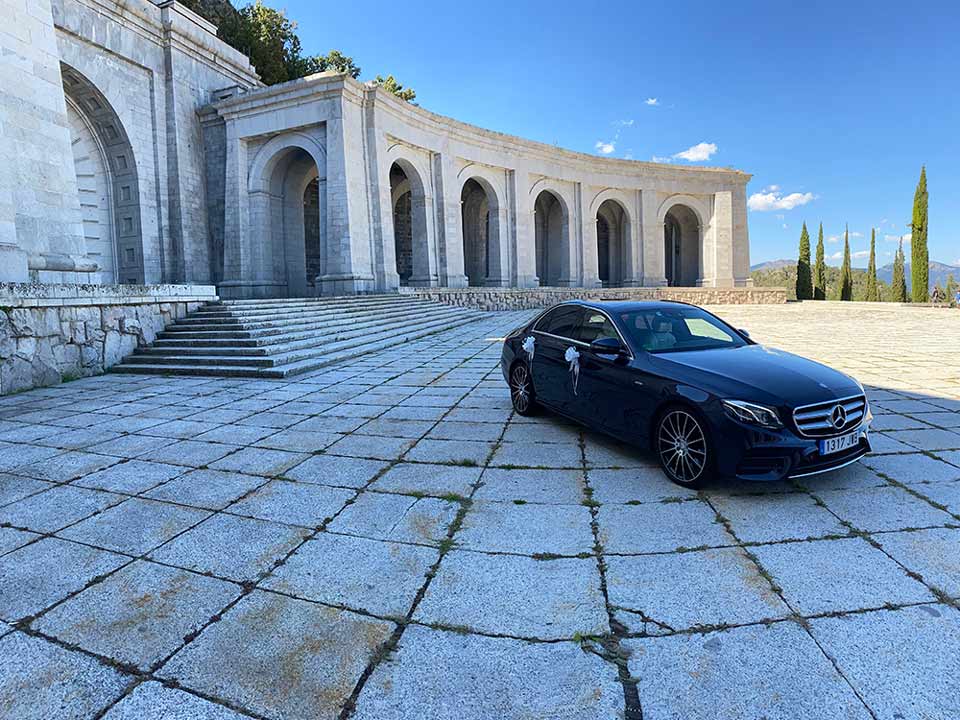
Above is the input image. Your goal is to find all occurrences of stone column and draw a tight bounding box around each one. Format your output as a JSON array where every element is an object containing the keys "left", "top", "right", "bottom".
[
  {"left": 731, "top": 186, "right": 753, "bottom": 286},
  {"left": 582, "top": 214, "right": 602, "bottom": 288},
  {"left": 514, "top": 173, "right": 538, "bottom": 287},
  {"left": 640, "top": 190, "right": 667, "bottom": 286},
  {"left": 408, "top": 192, "right": 440, "bottom": 287},
  {"left": 218, "top": 128, "right": 255, "bottom": 298},
  {"left": 621, "top": 190, "right": 643, "bottom": 286}
]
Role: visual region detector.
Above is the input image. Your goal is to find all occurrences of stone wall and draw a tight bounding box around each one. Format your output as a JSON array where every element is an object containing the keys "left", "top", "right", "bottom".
[
  {"left": 400, "top": 286, "right": 788, "bottom": 311},
  {"left": 0, "top": 284, "right": 216, "bottom": 395}
]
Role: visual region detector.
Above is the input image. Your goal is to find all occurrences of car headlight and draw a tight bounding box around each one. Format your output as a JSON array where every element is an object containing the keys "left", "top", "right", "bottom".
[{"left": 722, "top": 399, "right": 783, "bottom": 429}]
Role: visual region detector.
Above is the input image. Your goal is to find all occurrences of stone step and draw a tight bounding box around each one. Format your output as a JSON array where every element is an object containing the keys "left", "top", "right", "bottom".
[
  {"left": 191, "top": 296, "right": 418, "bottom": 318},
  {"left": 146, "top": 306, "right": 468, "bottom": 355}
]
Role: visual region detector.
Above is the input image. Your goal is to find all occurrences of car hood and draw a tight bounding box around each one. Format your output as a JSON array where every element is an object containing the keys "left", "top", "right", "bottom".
[{"left": 650, "top": 344, "right": 861, "bottom": 408}]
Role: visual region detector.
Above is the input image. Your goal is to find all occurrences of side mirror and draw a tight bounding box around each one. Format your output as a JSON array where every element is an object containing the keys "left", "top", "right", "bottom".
[
  {"left": 739, "top": 328, "right": 751, "bottom": 338},
  {"left": 589, "top": 337, "right": 627, "bottom": 356}
]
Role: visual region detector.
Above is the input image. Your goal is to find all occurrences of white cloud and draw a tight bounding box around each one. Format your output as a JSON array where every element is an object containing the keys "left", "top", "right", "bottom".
[
  {"left": 827, "top": 235, "right": 841, "bottom": 243},
  {"left": 645, "top": 98, "right": 660, "bottom": 106},
  {"left": 829, "top": 250, "right": 870, "bottom": 261},
  {"left": 614, "top": 119, "right": 635, "bottom": 127},
  {"left": 651, "top": 155, "right": 672, "bottom": 163},
  {"left": 884, "top": 233, "right": 911, "bottom": 244},
  {"left": 673, "top": 142, "right": 718, "bottom": 162},
  {"left": 763, "top": 184, "right": 780, "bottom": 193},
  {"left": 850, "top": 231, "right": 864, "bottom": 238},
  {"left": 747, "top": 190, "right": 815, "bottom": 212},
  {"left": 595, "top": 140, "right": 615, "bottom": 155}
]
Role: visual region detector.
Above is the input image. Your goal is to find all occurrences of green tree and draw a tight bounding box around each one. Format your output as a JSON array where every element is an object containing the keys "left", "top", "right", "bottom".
[
  {"left": 910, "top": 166, "right": 929, "bottom": 302},
  {"left": 839, "top": 225, "right": 853, "bottom": 300},
  {"left": 865, "top": 228, "right": 879, "bottom": 301},
  {"left": 795, "top": 222, "right": 813, "bottom": 300},
  {"left": 302, "top": 49, "right": 362, "bottom": 78},
  {"left": 372, "top": 75, "right": 417, "bottom": 102},
  {"left": 946, "top": 273, "right": 958, "bottom": 304},
  {"left": 813, "top": 223, "right": 827, "bottom": 300},
  {"left": 892, "top": 240, "right": 908, "bottom": 302}
]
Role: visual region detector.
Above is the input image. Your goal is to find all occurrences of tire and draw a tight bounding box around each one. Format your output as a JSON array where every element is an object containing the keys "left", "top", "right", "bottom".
[
  {"left": 509, "top": 362, "right": 537, "bottom": 416},
  {"left": 655, "top": 406, "right": 712, "bottom": 488}
]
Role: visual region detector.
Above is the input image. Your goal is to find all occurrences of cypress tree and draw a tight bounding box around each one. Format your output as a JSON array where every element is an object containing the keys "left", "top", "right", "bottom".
[
  {"left": 946, "top": 273, "right": 957, "bottom": 304},
  {"left": 911, "top": 166, "right": 929, "bottom": 302},
  {"left": 865, "top": 228, "right": 879, "bottom": 301},
  {"left": 795, "top": 222, "right": 813, "bottom": 300},
  {"left": 892, "top": 240, "right": 908, "bottom": 302},
  {"left": 840, "top": 225, "right": 853, "bottom": 300},
  {"left": 813, "top": 222, "right": 827, "bottom": 300}
]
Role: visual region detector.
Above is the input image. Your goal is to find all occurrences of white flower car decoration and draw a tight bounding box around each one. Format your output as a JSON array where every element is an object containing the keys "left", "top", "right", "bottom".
[
  {"left": 521, "top": 335, "right": 536, "bottom": 360},
  {"left": 564, "top": 345, "right": 581, "bottom": 395}
]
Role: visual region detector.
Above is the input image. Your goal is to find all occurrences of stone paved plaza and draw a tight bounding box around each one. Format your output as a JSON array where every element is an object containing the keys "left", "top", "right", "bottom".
[{"left": 0, "top": 302, "right": 958, "bottom": 719}]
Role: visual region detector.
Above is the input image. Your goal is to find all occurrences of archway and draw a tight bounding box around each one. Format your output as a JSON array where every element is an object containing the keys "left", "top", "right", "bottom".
[
  {"left": 596, "top": 199, "right": 628, "bottom": 287},
  {"left": 251, "top": 144, "right": 324, "bottom": 297},
  {"left": 663, "top": 204, "right": 702, "bottom": 286},
  {"left": 61, "top": 64, "right": 143, "bottom": 284},
  {"left": 388, "top": 160, "right": 431, "bottom": 286},
  {"left": 460, "top": 178, "right": 493, "bottom": 286},
  {"left": 534, "top": 190, "right": 569, "bottom": 286}
]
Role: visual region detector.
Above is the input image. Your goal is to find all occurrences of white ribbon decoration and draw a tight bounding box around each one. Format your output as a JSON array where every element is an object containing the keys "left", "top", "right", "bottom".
[
  {"left": 564, "top": 346, "right": 581, "bottom": 396},
  {"left": 522, "top": 335, "right": 536, "bottom": 360}
]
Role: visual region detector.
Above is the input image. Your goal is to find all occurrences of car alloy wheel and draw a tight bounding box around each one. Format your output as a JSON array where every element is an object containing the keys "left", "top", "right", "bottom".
[
  {"left": 657, "top": 409, "right": 708, "bottom": 486},
  {"left": 509, "top": 363, "right": 534, "bottom": 415}
]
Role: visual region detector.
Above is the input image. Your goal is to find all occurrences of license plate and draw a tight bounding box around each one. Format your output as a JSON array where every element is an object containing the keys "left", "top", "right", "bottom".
[{"left": 819, "top": 430, "right": 860, "bottom": 456}]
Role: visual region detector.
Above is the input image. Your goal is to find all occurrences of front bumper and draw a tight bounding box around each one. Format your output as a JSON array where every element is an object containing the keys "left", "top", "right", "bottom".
[{"left": 711, "top": 409, "right": 871, "bottom": 482}]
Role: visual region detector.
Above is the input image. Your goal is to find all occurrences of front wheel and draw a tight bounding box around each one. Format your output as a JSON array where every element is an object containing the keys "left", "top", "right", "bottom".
[
  {"left": 656, "top": 408, "right": 712, "bottom": 488},
  {"left": 509, "top": 363, "right": 537, "bottom": 416}
]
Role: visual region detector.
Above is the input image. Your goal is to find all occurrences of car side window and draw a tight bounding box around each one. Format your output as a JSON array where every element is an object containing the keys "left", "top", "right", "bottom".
[
  {"left": 535, "top": 306, "right": 582, "bottom": 339},
  {"left": 577, "top": 312, "right": 619, "bottom": 344}
]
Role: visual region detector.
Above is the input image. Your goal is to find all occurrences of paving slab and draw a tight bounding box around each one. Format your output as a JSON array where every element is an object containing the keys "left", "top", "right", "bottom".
[
  {"left": 72, "top": 460, "right": 187, "bottom": 494},
  {"left": 138, "top": 440, "right": 240, "bottom": 468},
  {"left": 0, "top": 473, "right": 51, "bottom": 506},
  {"left": 149, "top": 514, "right": 309, "bottom": 582},
  {"left": 405, "top": 438, "right": 495, "bottom": 466},
  {"left": 606, "top": 547, "right": 790, "bottom": 633},
  {"left": 427, "top": 420, "right": 504, "bottom": 442},
  {"left": 875, "top": 528, "right": 960, "bottom": 598},
  {"left": 414, "top": 550, "right": 607, "bottom": 639},
  {"left": 83, "top": 434, "right": 171, "bottom": 459},
  {"left": 227, "top": 480, "right": 353, "bottom": 528},
  {"left": 285, "top": 454, "right": 389, "bottom": 488},
  {"left": 328, "top": 493, "right": 459, "bottom": 545},
  {"left": 582, "top": 435, "right": 656, "bottom": 469},
  {"left": 371, "top": 461, "right": 480, "bottom": 497},
  {"left": 254, "top": 428, "right": 342, "bottom": 452},
  {"left": 473, "top": 467, "right": 585, "bottom": 504},
  {"left": 817, "top": 485, "right": 955, "bottom": 532},
  {"left": 751, "top": 537, "right": 932, "bottom": 615},
  {"left": 0, "top": 537, "right": 128, "bottom": 621},
  {"left": 14, "top": 450, "right": 120, "bottom": 482},
  {"left": 811, "top": 605, "right": 960, "bottom": 720},
  {"left": 59, "top": 498, "right": 211, "bottom": 555},
  {"left": 0, "top": 484, "right": 125, "bottom": 533},
  {"left": 264, "top": 532, "right": 436, "bottom": 616},
  {"left": 489, "top": 440, "right": 583, "bottom": 469},
  {"left": 587, "top": 466, "right": 695, "bottom": 504},
  {"left": 710, "top": 491, "right": 848, "bottom": 542},
  {"left": 208, "top": 447, "right": 310, "bottom": 477},
  {"left": 0, "top": 443, "right": 63, "bottom": 472},
  {"left": 0, "top": 632, "right": 130, "bottom": 719},
  {"left": 886, "top": 427, "right": 960, "bottom": 451},
  {"left": 597, "top": 500, "right": 732, "bottom": 554},
  {"left": 143, "top": 469, "right": 267, "bottom": 510},
  {"left": 35, "top": 560, "right": 240, "bottom": 670},
  {"left": 623, "top": 622, "right": 873, "bottom": 720},
  {"left": 862, "top": 453, "right": 960, "bottom": 485},
  {"left": 0, "top": 526, "right": 39, "bottom": 555},
  {"left": 159, "top": 590, "right": 394, "bottom": 720},
  {"left": 456, "top": 500, "right": 595, "bottom": 555},
  {"left": 353, "top": 625, "right": 622, "bottom": 720},
  {"left": 913, "top": 479, "right": 960, "bottom": 517},
  {"left": 102, "top": 681, "right": 250, "bottom": 719}
]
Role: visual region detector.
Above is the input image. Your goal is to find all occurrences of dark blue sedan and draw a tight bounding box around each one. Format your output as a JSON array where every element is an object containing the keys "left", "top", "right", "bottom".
[{"left": 501, "top": 300, "right": 872, "bottom": 488}]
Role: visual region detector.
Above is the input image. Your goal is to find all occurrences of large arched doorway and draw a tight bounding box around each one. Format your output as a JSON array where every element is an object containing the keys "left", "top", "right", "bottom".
[
  {"left": 250, "top": 144, "right": 324, "bottom": 297},
  {"left": 663, "top": 204, "right": 702, "bottom": 286},
  {"left": 389, "top": 161, "right": 432, "bottom": 286},
  {"left": 61, "top": 64, "right": 143, "bottom": 284},
  {"left": 534, "top": 190, "right": 569, "bottom": 286},
  {"left": 461, "top": 178, "right": 497, "bottom": 286},
  {"left": 596, "top": 199, "right": 628, "bottom": 287}
]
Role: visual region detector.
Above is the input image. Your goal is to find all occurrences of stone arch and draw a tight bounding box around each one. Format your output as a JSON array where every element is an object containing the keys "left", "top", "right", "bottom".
[
  {"left": 247, "top": 133, "right": 327, "bottom": 297},
  {"left": 61, "top": 63, "right": 144, "bottom": 284},
  {"left": 595, "top": 198, "right": 631, "bottom": 287},
  {"left": 387, "top": 157, "right": 432, "bottom": 286},
  {"left": 531, "top": 186, "right": 572, "bottom": 286},
  {"left": 659, "top": 199, "right": 704, "bottom": 287},
  {"left": 459, "top": 175, "right": 504, "bottom": 287}
]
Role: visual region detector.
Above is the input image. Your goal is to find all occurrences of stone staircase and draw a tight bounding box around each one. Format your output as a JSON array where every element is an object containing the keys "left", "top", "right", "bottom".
[{"left": 111, "top": 295, "right": 487, "bottom": 378}]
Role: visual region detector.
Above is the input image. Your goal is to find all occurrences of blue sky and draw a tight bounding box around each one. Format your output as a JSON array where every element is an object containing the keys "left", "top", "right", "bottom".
[{"left": 283, "top": 0, "right": 958, "bottom": 268}]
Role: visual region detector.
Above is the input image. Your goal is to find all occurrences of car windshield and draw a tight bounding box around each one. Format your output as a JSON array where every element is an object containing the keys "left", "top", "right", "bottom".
[{"left": 618, "top": 306, "right": 747, "bottom": 354}]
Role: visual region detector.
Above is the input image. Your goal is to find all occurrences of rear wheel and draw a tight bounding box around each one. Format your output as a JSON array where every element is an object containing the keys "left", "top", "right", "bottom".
[
  {"left": 509, "top": 362, "right": 537, "bottom": 416},
  {"left": 656, "top": 407, "right": 711, "bottom": 488}
]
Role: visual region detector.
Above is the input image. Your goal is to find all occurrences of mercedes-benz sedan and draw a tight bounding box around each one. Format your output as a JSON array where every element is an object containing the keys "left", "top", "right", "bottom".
[{"left": 501, "top": 300, "right": 871, "bottom": 488}]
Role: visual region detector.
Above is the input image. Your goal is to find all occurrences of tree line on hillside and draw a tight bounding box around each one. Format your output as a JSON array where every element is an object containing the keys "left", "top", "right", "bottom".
[
  {"left": 179, "top": 0, "right": 416, "bottom": 98},
  {"left": 786, "top": 167, "right": 948, "bottom": 303}
]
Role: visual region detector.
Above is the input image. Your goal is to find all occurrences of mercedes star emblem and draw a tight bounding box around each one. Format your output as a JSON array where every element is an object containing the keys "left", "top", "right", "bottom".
[{"left": 831, "top": 404, "right": 847, "bottom": 429}]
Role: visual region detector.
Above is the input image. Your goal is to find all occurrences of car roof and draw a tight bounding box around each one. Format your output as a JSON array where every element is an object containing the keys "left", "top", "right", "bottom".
[{"left": 551, "top": 299, "right": 694, "bottom": 313}]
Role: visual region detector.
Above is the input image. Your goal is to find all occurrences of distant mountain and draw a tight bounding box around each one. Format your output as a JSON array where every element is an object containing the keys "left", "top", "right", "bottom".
[
  {"left": 750, "top": 259, "right": 795, "bottom": 272},
  {"left": 877, "top": 261, "right": 960, "bottom": 292}
]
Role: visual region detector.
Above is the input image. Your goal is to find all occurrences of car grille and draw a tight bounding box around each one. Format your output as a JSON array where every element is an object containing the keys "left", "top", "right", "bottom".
[{"left": 792, "top": 394, "right": 867, "bottom": 438}]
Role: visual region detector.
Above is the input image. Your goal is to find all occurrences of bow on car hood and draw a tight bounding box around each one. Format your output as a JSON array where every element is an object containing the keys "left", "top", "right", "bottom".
[{"left": 651, "top": 344, "right": 862, "bottom": 408}]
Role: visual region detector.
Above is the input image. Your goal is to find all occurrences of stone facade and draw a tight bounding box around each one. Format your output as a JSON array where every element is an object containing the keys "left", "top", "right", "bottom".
[
  {"left": 401, "top": 286, "right": 787, "bottom": 312},
  {"left": 2, "top": 0, "right": 755, "bottom": 301},
  {"left": 0, "top": 284, "right": 215, "bottom": 393}
]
